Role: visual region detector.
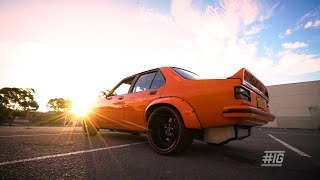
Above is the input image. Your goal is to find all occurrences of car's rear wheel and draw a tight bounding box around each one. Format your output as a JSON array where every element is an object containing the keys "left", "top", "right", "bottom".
[
  {"left": 83, "top": 119, "right": 98, "bottom": 136},
  {"left": 147, "top": 106, "right": 193, "bottom": 155}
]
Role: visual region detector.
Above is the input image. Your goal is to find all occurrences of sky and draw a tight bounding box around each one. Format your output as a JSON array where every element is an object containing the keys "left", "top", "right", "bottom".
[{"left": 0, "top": 0, "right": 319, "bottom": 111}]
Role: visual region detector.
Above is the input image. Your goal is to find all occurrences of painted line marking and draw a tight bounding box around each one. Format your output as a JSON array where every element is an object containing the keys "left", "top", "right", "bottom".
[
  {"left": 0, "top": 142, "right": 147, "bottom": 166},
  {"left": 0, "top": 133, "right": 83, "bottom": 138},
  {"left": 268, "top": 134, "right": 311, "bottom": 158},
  {"left": 0, "top": 131, "right": 118, "bottom": 138}
]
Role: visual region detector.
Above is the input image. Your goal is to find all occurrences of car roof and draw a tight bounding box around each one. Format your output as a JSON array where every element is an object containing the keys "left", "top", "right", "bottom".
[{"left": 123, "top": 67, "right": 170, "bottom": 80}]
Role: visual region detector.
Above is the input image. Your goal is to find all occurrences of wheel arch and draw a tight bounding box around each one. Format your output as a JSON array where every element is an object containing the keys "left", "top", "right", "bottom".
[{"left": 146, "top": 97, "right": 202, "bottom": 129}]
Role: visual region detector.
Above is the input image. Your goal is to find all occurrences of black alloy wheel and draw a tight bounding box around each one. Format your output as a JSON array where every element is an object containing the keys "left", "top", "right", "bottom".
[{"left": 147, "top": 106, "right": 193, "bottom": 155}]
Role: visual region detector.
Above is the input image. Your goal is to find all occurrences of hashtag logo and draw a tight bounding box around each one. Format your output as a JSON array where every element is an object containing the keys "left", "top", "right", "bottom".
[
  {"left": 262, "top": 153, "right": 273, "bottom": 163},
  {"left": 261, "top": 151, "right": 285, "bottom": 167}
]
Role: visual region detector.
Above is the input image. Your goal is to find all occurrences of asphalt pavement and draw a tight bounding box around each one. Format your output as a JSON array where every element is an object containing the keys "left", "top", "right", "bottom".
[{"left": 0, "top": 126, "right": 319, "bottom": 180}]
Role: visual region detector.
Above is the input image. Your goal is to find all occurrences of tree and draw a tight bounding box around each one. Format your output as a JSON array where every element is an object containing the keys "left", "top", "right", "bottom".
[
  {"left": 0, "top": 87, "right": 39, "bottom": 125},
  {"left": 0, "top": 88, "right": 39, "bottom": 111},
  {"left": 46, "top": 98, "right": 72, "bottom": 112}
]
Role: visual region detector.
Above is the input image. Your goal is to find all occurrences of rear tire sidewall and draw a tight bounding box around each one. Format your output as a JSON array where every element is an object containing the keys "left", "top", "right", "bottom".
[{"left": 147, "top": 106, "right": 189, "bottom": 155}]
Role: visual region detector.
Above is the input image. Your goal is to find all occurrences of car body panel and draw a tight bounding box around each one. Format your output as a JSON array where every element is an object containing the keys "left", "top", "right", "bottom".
[
  {"left": 92, "top": 95, "right": 124, "bottom": 129},
  {"left": 91, "top": 67, "right": 275, "bottom": 132},
  {"left": 146, "top": 97, "right": 202, "bottom": 129},
  {"left": 123, "top": 87, "right": 164, "bottom": 131}
]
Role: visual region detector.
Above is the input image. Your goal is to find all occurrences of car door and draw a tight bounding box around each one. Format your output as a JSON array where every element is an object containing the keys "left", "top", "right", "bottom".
[
  {"left": 122, "top": 70, "right": 166, "bottom": 131},
  {"left": 95, "top": 76, "right": 135, "bottom": 129}
]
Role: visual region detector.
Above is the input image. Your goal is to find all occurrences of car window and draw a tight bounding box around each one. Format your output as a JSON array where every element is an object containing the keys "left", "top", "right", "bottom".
[
  {"left": 172, "top": 67, "right": 199, "bottom": 80},
  {"left": 150, "top": 72, "right": 165, "bottom": 89},
  {"left": 112, "top": 77, "right": 135, "bottom": 95},
  {"left": 133, "top": 72, "right": 157, "bottom": 93}
]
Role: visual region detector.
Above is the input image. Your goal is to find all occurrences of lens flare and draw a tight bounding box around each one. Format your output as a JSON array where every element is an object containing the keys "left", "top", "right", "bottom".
[{"left": 70, "top": 99, "right": 93, "bottom": 117}]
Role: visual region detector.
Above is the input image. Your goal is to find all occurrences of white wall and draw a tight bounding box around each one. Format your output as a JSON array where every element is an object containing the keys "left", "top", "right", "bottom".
[{"left": 266, "top": 81, "right": 320, "bottom": 129}]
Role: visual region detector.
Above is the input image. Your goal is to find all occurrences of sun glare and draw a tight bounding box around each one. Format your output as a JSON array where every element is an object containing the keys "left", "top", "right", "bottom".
[
  {"left": 70, "top": 97, "right": 95, "bottom": 117},
  {"left": 71, "top": 104, "right": 90, "bottom": 116}
]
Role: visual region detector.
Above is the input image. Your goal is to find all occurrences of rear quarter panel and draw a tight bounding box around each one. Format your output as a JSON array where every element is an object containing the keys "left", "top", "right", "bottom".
[{"left": 160, "top": 67, "right": 242, "bottom": 128}]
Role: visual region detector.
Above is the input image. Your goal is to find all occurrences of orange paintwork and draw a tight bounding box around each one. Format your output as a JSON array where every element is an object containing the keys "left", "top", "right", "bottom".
[
  {"left": 146, "top": 97, "right": 202, "bottom": 129},
  {"left": 91, "top": 67, "right": 275, "bottom": 131}
]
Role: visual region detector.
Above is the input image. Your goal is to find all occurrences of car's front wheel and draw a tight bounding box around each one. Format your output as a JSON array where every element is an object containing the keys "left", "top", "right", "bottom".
[
  {"left": 147, "top": 106, "right": 193, "bottom": 155},
  {"left": 83, "top": 119, "right": 98, "bottom": 136}
]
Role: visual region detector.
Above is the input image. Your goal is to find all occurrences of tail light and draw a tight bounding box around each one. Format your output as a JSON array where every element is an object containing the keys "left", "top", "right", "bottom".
[{"left": 234, "top": 86, "right": 251, "bottom": 101}]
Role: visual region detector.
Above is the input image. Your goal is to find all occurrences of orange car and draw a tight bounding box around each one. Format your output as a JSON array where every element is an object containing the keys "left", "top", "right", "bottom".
[{"left": 84, "top": 67, "right": 275, "bottom": 155}]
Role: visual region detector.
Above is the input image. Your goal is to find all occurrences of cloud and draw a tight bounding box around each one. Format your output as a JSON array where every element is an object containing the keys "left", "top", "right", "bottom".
[
  {"left": 276, "top": 41, "right": 319, "bottom": 76},
  {"left": 168, "top": 0, "right": 319, "bottom": 83},
  {"left": 305, "top": 21, "right": 313, "bottom": 28},
  {"left": 278, "top": 28, "right": 292, "bottom": 38},
  {"left": 258, "top": 1, "right": 280, "bottom": 21},
  {"left": 304, "top": 20, "right": 320, "bottom": 28},
  {"left": 170, "top": 0, "right": 261, "bottom": 38},
  {"left": 139, "top": 7, "right": 174, "bottom": 24},
  {"left": 276, "top": 51, "right": 320, "bottom": 76},
  {"left": 244, "top": 24, "right": 267, "bottom": 36},
  {"left": 168, "top": 0, "right": 267, "bottom": 77},
  {"left": 280, "top": 6, "right": 320, "bottom": 37},
  {"left": 285, "top": 29, "right": 292, "bottom": 35},
  {"left": 297, "top": 6, "right": 320, "bottom": 26},
  {"left": 281, "top": 42, "right": 308, "bottom": 49}
]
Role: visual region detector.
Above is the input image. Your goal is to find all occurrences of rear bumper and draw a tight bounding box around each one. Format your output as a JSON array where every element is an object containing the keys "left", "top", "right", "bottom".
[{"left": 222, "top": 105, "right": 275, "bottom": 126}]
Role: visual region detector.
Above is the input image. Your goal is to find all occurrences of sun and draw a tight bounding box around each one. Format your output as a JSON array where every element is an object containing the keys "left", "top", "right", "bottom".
[
  {"left": 70, "top": 98, "right": 95, "bottom": 117},
  {"left": 71, "top": 104, "right": 90, "bottom": 116}
]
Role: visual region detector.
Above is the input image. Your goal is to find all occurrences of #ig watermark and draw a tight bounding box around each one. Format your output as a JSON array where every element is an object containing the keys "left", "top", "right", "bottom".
[{"left": 261, "top": 151, "right": 285, "bottom": 167}]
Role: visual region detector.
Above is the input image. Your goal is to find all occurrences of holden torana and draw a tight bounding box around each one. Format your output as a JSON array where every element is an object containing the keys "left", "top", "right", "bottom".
[{"left": 83, "top": 67, "right": 275, "bottom": 155}]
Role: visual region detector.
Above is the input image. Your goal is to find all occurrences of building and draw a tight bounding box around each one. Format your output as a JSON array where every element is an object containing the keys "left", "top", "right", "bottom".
[{"left": 266, "top": 81, "right": 320, "bottom": 129}]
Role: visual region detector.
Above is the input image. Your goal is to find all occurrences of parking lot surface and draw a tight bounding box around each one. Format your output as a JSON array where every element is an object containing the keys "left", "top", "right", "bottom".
[{"left": 0, "top": 126, "right": 319, "bottom": 179}]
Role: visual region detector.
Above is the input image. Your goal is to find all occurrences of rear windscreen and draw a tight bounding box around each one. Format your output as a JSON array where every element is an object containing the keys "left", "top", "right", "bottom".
[{"left": 172, "top": 67, "right": 199, "bottom": 80}]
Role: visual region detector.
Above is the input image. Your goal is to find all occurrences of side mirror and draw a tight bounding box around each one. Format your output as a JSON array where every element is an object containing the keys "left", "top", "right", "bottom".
[
  {"left": 104, "top": 90, "right": 111, "bottom": 97},
  {"left": 99, "top": 89, "right": 111, "bottom": 98}
]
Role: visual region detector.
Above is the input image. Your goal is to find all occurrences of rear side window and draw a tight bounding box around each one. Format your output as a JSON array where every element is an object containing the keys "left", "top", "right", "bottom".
[
  {"left": 133, "top": 72, "right": 157, "bottom": 92},
  {"left": 172, "top": 67, "right": 199, "bottom": 80},
  {"left": 150, "top": 72, "right": 165, "bottom": 89}
]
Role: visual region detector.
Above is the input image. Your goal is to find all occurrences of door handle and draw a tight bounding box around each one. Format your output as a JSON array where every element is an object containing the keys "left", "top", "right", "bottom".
[
  {"left": 149, "top": 90, "right": 157, "bottom": 95},
  {"left": 118, "top": 96, "right": 124, "bottom": 100}
]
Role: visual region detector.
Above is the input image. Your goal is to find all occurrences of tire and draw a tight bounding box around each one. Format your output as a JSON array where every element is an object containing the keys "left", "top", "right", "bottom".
[
  {"left": 83, "top": 119, "right": 98, "bottom": 136},
  {"left": 147, "top": 106, "right": 193, "bottom": 155}
]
